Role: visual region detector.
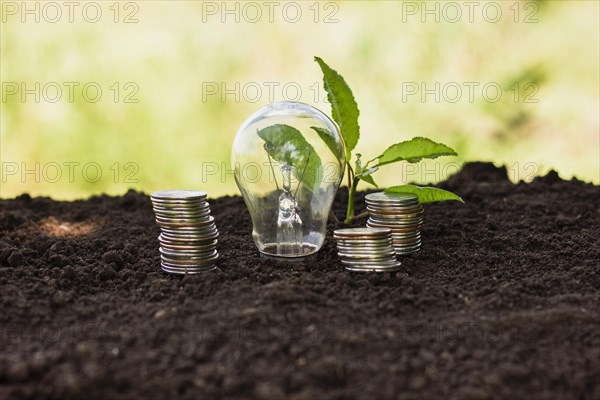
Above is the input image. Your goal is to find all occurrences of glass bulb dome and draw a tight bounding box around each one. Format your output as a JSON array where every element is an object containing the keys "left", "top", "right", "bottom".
[{"left": 232, "top": 101, "right": 346, "bottom": 259}]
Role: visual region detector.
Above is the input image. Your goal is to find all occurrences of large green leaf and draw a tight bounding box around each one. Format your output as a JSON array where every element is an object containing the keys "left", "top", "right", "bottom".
[
  {"left": 257, "top": 124, "right": 322, "bottom": 192},
  {"left": 373, "top": 137, "right": 457, "bottom": 167},
  {"left": 314, "top": 56, "right": 360, "bottom": 159},
  {"left": 386, "top": 185, "right": 464, "bottom": 204},
  {"left": 310, "top": 126, "right": 343, "bottom": 160}
]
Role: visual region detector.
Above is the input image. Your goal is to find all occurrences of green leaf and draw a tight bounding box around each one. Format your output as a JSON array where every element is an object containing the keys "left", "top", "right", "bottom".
[
  {"left": 314, "top": 56, "right": 360, "bottom": 159},
  {"left": 257, "top": 124, "right": 322, "bottom": 192},
  {"left": 386, "top": 185, "right": 464, "bottom": 204},
  {"left": 359, "top": 174, "right": 378, "bottom": 187},
  {"left": 310, "top": 126, "right": 343, "bottom": 160},
  {"left": 373, "top": 137, "right": 457, "bottom": 167}
]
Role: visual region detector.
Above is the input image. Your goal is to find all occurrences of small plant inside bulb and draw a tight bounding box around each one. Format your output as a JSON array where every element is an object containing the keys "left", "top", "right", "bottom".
[{"left": 276, "top": 164, "right": 303, "bottom": 255}]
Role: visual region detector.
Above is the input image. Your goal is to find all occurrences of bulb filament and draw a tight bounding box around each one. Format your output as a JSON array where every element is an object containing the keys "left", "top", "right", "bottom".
[{"left": 277, "top": 164, "right": 302, "bottom": 252}]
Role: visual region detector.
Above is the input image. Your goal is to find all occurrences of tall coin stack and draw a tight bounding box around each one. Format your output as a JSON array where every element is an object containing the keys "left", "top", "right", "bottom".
[
  {"left": 151, "top": 190, "right": 219, "bottom": 274},
  {"left": 333, "top": 228, "right": 402, "bottom": 272},
  {"left": 365, "top": 192, "right": 423, "bottom": 255}
]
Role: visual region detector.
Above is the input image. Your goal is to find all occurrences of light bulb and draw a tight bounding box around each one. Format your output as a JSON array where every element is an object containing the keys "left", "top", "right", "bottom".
[{"left": 232, "top": 101, "right": 346, "bottom": 259}]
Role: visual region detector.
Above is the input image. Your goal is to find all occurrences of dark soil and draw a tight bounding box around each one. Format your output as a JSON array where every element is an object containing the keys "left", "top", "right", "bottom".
[{"left": 1, "top": 162, "right": 599, "bottom": 400}]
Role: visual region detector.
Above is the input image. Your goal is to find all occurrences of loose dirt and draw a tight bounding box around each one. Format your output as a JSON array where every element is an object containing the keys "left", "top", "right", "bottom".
[{"left": 1, "top": 162, "right": 598, "bottom": 400}]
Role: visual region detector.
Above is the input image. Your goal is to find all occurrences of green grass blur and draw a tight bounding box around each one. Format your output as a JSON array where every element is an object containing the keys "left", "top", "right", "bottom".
[{"left": 1, "top": 1, "right": 598, "bottom": 199}]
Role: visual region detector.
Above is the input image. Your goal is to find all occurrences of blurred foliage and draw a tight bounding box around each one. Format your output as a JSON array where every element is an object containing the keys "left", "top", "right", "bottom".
[{"left": 1, "top": 0, "right": 598, "bottom": 199}]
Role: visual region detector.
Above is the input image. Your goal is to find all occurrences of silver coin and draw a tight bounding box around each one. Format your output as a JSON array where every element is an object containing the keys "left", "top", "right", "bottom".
[
  {"left": 341, "top": 258, "right": 401, "bottom": 267},
  {"left": 368, "top": 214, "right": 423, "bottom": 223},
  {"left": 390, "top": 230, "right": 421, "bottom": 236},
  {"left": 155, "top": 216, "right": 212, "bottom": 224},
  {"left": 155, "top": 212, "right": 211, "bottom": 219},
  {"left": 391, "top": 238, "right": 421, "bottom": 245},
  {"left": 160, "top": 254, "right": 218, "bottom": 264},
  {"left": 159, "top": 231, "right": 218, "bottom": 240},
  {"left": 337, "top": 252, "right": 397, "bottom": 259},
  {"left": 161, "top": 226, "right": 219, "bottom": 240},
  {"left": 157, "top": 224, "right": 216, "bottom": 231},
  {"left": 391, "top": 237, "right": 422, "bottom": 245},
  {"left": 344, "top": 264, "right": 404, "bottom": 273},
  {"left": 365, "top": 203, "right": 420, "bottom": 211},
  {"left": 393, "top": 244, "right": 421, "bottom": 252},
  {"left": 365, "top": 192, "right": 418, "bottom": 204},
  {"left": 334, "top": 237, "right": 392, "bottom": 244},
  {"left": 159, "top": 245, "right": 218, "bottom": 253},
  {"left": 159, "top": 238, "right": 218, "bottom": 251},
  {"left": 160, "top": 235, "right": 218, "bottom": 244},
  {"left": 160, "top": 244, "right": 216, "bottom": 254},
  {"left": 159, "top": 224, "right": 218, "bottom": 234},
  {"left": 155, "top": 210, "right": 211, "bottom": 218},
  {"left": 160, "top": 253, "right": 219, "bottom": 266},
  {"left": 151, "top": 190, "right": 207, "bottom": 200},
  {"left": 390, "top": 231, "right": 421, "bottom": 238},
  {"left": 367, "top": 219, "right": 423, "bottom": 233},
  {"left": 367, "top": 210, "right": 423, "bottom": 218},
  {"left": 152, "top": 206, "right": 210, "bottom": 215},
  {"left": 340, "top": 256, "right": 399, "bottom": 264},
  {"left": 151, "top": 196, "right": 207, "bottom": 203},
  {"left": 375, "top": 227, "right": 421, "bottom": 233},
  {"left": 395, "top": 248, "right": 421, "bottom": 255},
  {"left": 151, "top": 202, "right": 209, "bottom": 211},
  {"left": 336, "top": 240, "right": 394, "bottom": 247},
  {"left": 392, "top": 241, "right": 422, "bottom": 249},
  {"left": 394, "top": 248, "right": 421, "bottom": 254},
  {"left": 152, "top": 200, "right": 207, "bottom": 207},
  {"left": 367, "top": 221, "right": 423, "bottom": 230},
  {"left": 338, "top": 247, "right": 397, "bottom": 255},
  {"left": 392, "top": 238, "right": 422, "bottom": 246},
  {"left": 368, "top": 210, "right": 423, "bottom": 218},
  {"left": 160, "top": 259, "right": 216, "bottom": 268},
  {"left": 336, "top": 244, "right": 395, "bottom": 251},
  {"left": 337, "top": 250, "right": 396, "bottom": 257},
  {"left": 336, "top": 241, "right": 392, "bottom": 249},
  {"left": 337, "top": 235, "right": 392, "bottom": 247},
  {"left": 366, "top": 222, "right": 422, "bottom": 232},
  {"left": 156, "top": 216, "right": 215, "bottom": 228},
  {"left": 159, "top": 247, "right": 217, "bottom": 258},
  {"left": 367, "top": 219, "right": 422, "bottom": 227},
  {"left": 160, "top": 262, "right": 218, "bottom": 272},
  {"left": 161, "top": 229, "right": 219, "bottom": 242},
  {"left": 152, "top": 204, "right": 208, "bottom": 212},
  {"left": 333, "top": 227, "right": 391, "bottom": 238},
  {"left": 165, "top": 248, "right": 218, "bottom": 256},
  {"left": 365, "top": 197, "right": 420, "bottom": 206},
  {"left": 366, "top": 205, "right": 423, "bottom": 214},
  {"left": 155, "top": 215, "right": 213, "bottom": 225},
  {"left": 152, "top": 201, "right": 209, "bottom": 208},
  {"left": 344, "top": 259, "right": 402, "bottom": 267},
  {"left": 160, "top": 263, "right": 216, "bottom": 274}
]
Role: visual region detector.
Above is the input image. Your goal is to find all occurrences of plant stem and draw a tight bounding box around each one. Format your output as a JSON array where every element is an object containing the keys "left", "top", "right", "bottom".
[
  {"left": 345, "top": 177, "right": 359, "bottom": 225},
  {"left": 346, "top": 161, "right": 352, "bottom": 191}
]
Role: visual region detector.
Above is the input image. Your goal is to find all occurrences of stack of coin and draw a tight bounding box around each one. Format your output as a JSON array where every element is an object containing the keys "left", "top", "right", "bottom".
[
  {"left": 333, "top": 228, "right": 402, "bottom": 272},
  {"left": 150, "top": 190, "right": 219, "bottom": 274},
  {"left": 365, "top": 192, "right": 423, "bottom": 255}
]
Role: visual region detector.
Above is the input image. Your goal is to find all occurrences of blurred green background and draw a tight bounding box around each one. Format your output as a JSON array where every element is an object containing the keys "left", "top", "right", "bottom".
[{"left": 1, "top": 0, "right": 598, "bottom": 199}]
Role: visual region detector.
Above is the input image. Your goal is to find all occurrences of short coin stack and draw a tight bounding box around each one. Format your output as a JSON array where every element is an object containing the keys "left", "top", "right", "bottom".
[
  {"left": 333, "top": 228, "right": 402, "bottom": 272},
  {"left": 365, "top": 192, "right": 423, "bottom": 255},
  {"left": 151, "top": 190, "right": 219, "bottom": 274}
]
